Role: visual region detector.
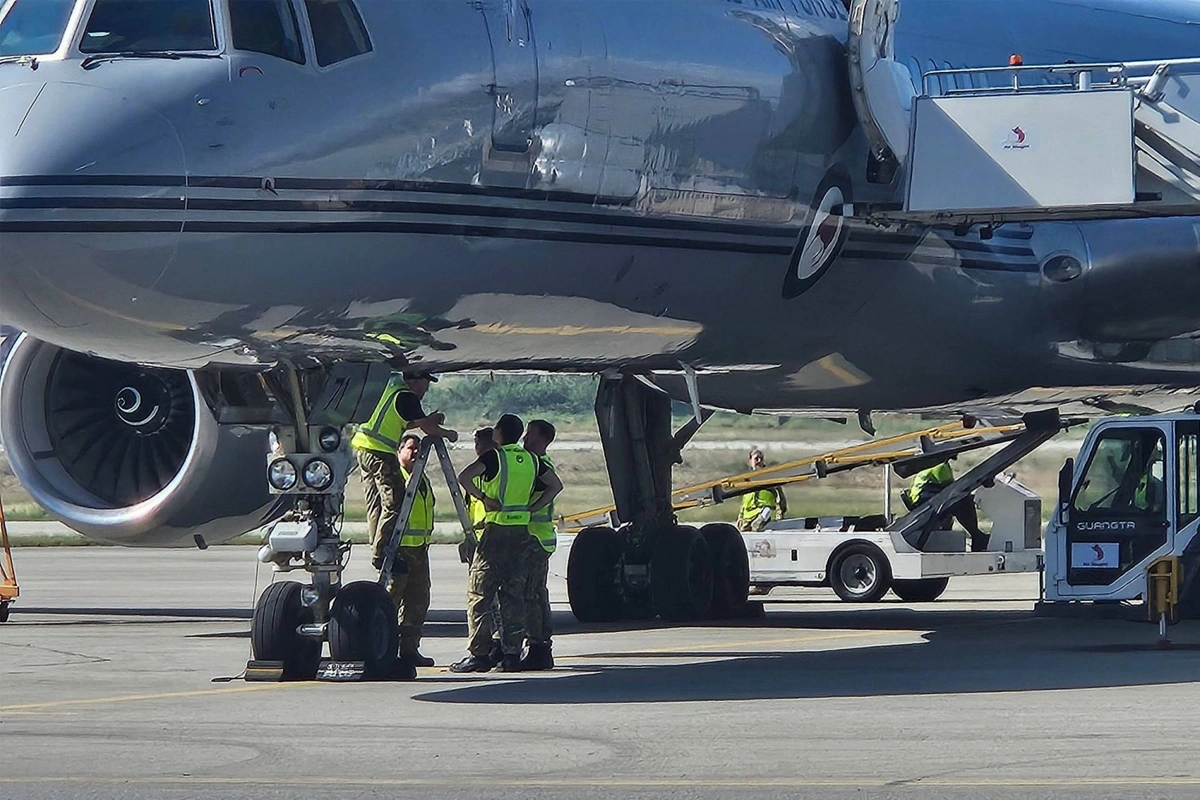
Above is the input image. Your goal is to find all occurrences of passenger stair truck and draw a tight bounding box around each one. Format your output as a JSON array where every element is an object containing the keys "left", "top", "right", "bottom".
[{"left": 847, "top": 0, "right": 1200, "bottom": 226}]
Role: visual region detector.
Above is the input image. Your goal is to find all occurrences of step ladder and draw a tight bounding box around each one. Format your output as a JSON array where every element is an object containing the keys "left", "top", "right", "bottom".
[{"left": 376, "top": 436, "right": 477, "bottom": 583}]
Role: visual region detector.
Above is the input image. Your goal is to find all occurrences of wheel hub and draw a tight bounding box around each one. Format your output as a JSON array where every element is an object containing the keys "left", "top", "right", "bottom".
[{"left": 841, "top": 554, "right": 877, "bottom": 593}]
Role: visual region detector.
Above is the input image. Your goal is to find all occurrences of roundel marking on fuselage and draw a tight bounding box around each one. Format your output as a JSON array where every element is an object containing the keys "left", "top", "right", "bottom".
[{"left": 782, "top": 166, "right": 852, "bottom": 299}]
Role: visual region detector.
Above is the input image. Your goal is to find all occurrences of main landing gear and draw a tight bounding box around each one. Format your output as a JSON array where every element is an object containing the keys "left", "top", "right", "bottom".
[
  {"left": 567, "top": 375, "right": 751, "bottom": 623},
  {"left": 247, "top": 364, "right": 401, "bottom": 681}
]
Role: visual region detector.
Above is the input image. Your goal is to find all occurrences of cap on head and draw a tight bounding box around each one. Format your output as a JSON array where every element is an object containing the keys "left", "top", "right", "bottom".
[{"left": 402, "top": 371, "right": 438, "bottom": 383}]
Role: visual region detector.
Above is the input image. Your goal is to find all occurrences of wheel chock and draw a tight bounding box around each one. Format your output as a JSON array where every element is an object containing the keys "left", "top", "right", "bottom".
[
  {"left": 244, "top": 660, "right": 285, "bottom": 682},
  {"left": 314, "top": 659, "right": 417, "bottom": 681},
  {"left": 316, "top": 660, "right": 367, "bottom": 681}
]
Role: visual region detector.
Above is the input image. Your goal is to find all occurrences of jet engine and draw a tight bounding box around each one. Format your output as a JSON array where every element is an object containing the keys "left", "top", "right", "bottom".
[{"left": 0, "top": 336, "right": 283, "bottom": 546}]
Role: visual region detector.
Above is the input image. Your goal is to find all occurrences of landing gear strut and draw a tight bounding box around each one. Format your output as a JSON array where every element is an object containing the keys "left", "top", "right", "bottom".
[
  {"left": 566, "top": 375, "right": 750, "bottom": 623},
  {"left": 247, "top": 363, "right": 400, "bottom": 680}
]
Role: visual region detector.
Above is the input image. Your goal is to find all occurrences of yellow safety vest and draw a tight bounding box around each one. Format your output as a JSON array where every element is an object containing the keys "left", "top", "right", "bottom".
[
  {"left": 528, "top": 455, "right": 557, "bottom": 554},
  {"left": 905, "top": 462, "right": 954, "bottom": 504},
  {"left": 481, "top": 444, "right": 537, "bottom": 526},
  {"left": 398, "top": 467, "right": 434, "bottom": 547},
  {"left": 350, "top": 379, "right": 413, "bottom": 454},
  {"left": 740, "top": 487, "right": 781, "bottom": 525},
  {"left": 468, "top": 476, "right": 487, "bottom": 530}
]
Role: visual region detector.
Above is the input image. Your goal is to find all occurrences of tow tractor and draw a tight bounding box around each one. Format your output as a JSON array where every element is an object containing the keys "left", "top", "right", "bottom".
[{"left": 560, "top": 406, "right": 1200, "bottom": 616}]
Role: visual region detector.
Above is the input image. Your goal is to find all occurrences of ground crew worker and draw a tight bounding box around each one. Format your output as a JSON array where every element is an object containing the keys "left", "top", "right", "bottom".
[
  {"left": 467, "top": 426, "right": 504, "bottom": 666},
  {"left": 738, "top": 447, "right": 787, "bottom": 532},
  {"left": 451, "top": 414, "right": 562, "bottom": 673},
  {"left": 520, "top": 418, "right": 558, "bottom": 671},
  {"left": 350, "top": 371, "right": 457, "bottom": 572},
  {"left": 392, "top": 433, "right": 435, "bottom": 669},
  {"left": 902, "top": 461, "right": 990, "bottom": 552},
  {"left": 466, "top": 427, "right": 495, "bottom": 539}
]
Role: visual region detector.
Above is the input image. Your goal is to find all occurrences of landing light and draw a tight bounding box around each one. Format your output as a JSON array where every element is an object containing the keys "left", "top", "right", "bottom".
[
  {"left": 317, "top": 426, "right": 342, "bottom": 452},
  {"left": 268, "top": 458, "right": 298, "bottom": 491},
  {"left": 303, "top": 458, "right": 334, "bottom": 491}
]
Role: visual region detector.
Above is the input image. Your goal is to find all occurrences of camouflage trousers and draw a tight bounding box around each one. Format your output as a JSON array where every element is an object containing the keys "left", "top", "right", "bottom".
[
  {"left": 524, "top": 546, "right": 552, "bottom": 644},
  {"left": 385, "top": 544, "right": 431, "bottom": 656},
  {"left": 466, "top": 524, "right": 540, "bottom": 657},
  {"left": 356, "top": 448, "right": 405, "bottom": 559}
]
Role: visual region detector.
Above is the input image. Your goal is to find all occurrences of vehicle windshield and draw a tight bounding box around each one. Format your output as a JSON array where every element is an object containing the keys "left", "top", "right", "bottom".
[
  {"left": 79, "top": 0, "right": 215, "bottom": 54},
  {"left": 0, "top": 0, "right": 76, "bottom": 57}
]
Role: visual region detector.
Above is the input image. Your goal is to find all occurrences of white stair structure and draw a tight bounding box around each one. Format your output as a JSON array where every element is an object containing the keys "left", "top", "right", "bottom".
[{"left": 847, "top": 0, "right": 1200, "bottom": 226}]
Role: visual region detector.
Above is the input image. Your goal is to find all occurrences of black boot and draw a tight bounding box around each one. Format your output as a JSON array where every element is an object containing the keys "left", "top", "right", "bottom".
[
  {"left": 449, "top": 654, "right": 493, "bottom": 673},
  {"left": 520, "top": 641, "right": 554, "bottom": 671},
  {"left": 494, "top": 654, "right": 524, "bottom": 673},
  {"left": 971, "top": 533, "right": 991, "bottom": 553},
  {"left": 406, "top": 650, "right": 435, "bottom": 668},
  {"left": 391, "top": 656, "right": 418, "bottom": 681}
]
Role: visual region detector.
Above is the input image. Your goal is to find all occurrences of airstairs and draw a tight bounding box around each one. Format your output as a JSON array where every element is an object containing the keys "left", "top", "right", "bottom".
[{"left": 847, "top": 0, "right": 1200, "bottom": 226}]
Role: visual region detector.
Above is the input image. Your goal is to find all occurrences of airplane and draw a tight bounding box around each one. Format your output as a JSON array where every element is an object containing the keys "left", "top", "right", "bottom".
[{"left": 0, "top": 0, "right": 1198, "bottom": 673}]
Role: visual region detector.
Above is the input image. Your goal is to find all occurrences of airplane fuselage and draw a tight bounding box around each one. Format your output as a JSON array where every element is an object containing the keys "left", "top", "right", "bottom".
[{"left": 1, "top": 0, "right": 1198, "bottom": 413}]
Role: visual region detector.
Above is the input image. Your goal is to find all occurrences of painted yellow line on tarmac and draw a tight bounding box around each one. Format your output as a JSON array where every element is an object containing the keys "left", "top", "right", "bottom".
[
  {"left": 0, "top": 682, "right": 304, "bottom": 713},
  {"left": 3, "top": 776, "right": 1200, "bottom": 788}
]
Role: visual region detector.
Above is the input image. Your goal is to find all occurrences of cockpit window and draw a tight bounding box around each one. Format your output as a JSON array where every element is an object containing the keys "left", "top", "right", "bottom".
[
  {"left": 0, "top": 0, "right": 76, "bottom": 56},
  {"left": 80, "top": 0, "right": 216, "bottom": 53},
  {"left": 230, "top": 0, "right": 304, "bottom": 64},
  {"left": 303, "top": 0, "right": 370, "bottom": 67}
]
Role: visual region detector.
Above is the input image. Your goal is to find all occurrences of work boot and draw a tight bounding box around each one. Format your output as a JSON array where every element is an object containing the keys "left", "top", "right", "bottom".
[
  {"left": 449, "top": 655, "right": 493, "bottom": 673},
  {"left": 404, "top": 650, "right": 435, "bottom": 668},
  {"left": 520, "top": 641, "right": 554, "bottom": 671},
  {"left": 971, "top": 533, "right": 991, "bottom": 553},
  {"left": 487, "top": 639, "right": 504, "bottom": 668},
  {"left": 390, "top": 657, "right": 418, "bottom": 681},
  {"left": 493, "top": 654, "right": 524, "bottom": 673}
]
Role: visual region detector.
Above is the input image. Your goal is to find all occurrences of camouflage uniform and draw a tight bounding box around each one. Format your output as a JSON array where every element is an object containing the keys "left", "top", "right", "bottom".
[{"left": 465, "top": 524, "right": 529, "bottom": 657}]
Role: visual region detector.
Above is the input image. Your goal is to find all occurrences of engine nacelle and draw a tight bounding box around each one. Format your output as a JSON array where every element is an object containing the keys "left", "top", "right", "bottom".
[{"left": 1, "top": 336, "right": 283, "bottom": 546}]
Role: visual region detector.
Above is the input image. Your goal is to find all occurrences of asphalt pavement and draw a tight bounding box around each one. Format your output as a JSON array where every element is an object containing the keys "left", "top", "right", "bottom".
[{"left": 2, "top": 545, "right": 1199, "bottom": 800}]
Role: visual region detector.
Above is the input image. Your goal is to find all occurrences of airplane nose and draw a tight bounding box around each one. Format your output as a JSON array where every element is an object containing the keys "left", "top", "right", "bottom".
[
  {"left": 1079, "top": 217, "right": 1200, "bottom": 342},
  {"left": 0, "top": 81, "right": 185, "bottom": 346}
]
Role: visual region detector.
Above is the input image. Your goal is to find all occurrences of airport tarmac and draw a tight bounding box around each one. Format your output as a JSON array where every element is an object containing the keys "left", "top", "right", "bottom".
[{"left": 3, "top": 545, "right": 1200, "bottom": 800}]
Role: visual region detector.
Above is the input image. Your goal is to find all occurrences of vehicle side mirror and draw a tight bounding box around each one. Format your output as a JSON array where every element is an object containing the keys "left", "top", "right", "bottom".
[{"left": 1058, "top": 458, "right": 1074, "bottom": 520}]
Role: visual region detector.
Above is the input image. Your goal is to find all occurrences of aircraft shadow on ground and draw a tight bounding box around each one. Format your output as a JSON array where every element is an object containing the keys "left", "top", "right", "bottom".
[{"left": 415, "top": 611, "right": 1200, "bottom": 705}]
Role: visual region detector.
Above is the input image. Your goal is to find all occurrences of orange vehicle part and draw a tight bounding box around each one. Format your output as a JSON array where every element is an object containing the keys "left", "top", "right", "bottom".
[{"left": 0, "top": 494, "right": 19, "bottom": 621}]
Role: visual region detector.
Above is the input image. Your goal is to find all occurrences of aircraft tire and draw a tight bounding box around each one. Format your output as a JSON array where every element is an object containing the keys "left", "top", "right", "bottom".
[
  {"left": 829, "top": 543, "right": 891, "bottom": 603},
  {"left": 701, "top": 523, "right": 750, "bottom": 617},
  {"left": 567, "top": 526, "right": 625, "bottom": 623},
  {"left": 891, "top": 577, "right": 950, "bottom": 603},
  {"left": 651, "top": 525, "right": 714, "bottom": 621},
  {"left": 251, "top": 581, "right": 321, "bottom": 681},
  {"left": 328, "top": 581, "right": 398, "bottom": 678}
]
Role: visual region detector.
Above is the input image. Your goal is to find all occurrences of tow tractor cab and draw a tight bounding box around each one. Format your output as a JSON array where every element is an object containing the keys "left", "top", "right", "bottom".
[{"left": 1045, "top": 413, "right": 1199, "bottom": 608}]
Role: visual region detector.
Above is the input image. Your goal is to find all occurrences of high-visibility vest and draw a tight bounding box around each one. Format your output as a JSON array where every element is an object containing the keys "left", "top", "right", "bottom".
[
  {"left": 481, "top": 444, "right": 537, "bottom": 526},
  {"left": 398, "top": 467, "right": 434, "bottom": 547},
  {"left": 468, "top": 480, "right": 487, "bottom": 529},
  {"left": 1135, "top": 474, "right": 1163, "bottom": 511},
  {"left": 350, "top": 377, "right": 412, "bottom": 454},
  {"left": 740, "top": 487, "right": 781, "bottom": 525},
  {"left": 905, "top": 462, "right": 954, "bottom": 504},
  {"left": 528, "top": 455, "right": 557, "bottom": 553}
]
